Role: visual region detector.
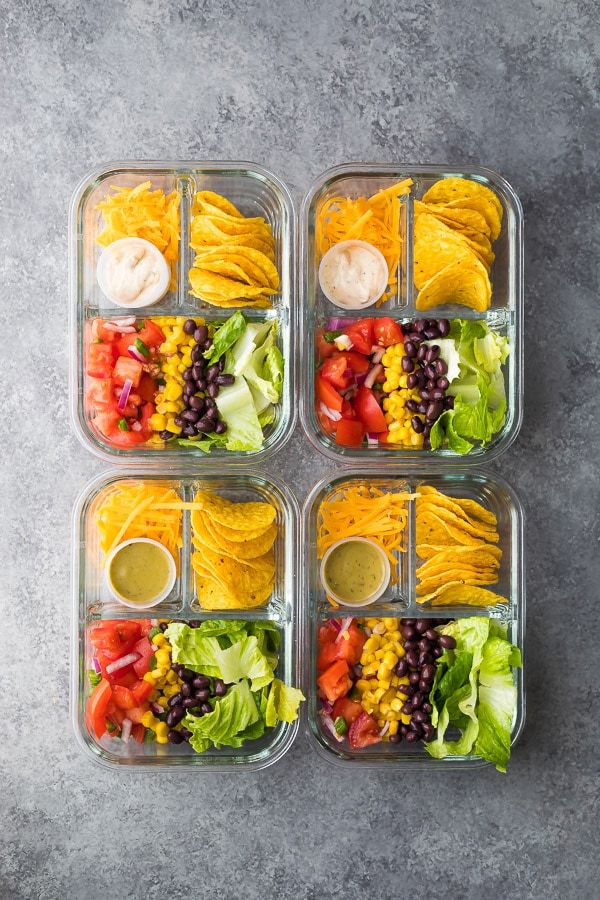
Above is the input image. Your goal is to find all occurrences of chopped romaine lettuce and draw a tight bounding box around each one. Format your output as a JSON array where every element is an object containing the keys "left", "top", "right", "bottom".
[{"left": 204, "top": 311, "right": 247, "bottom": 363}]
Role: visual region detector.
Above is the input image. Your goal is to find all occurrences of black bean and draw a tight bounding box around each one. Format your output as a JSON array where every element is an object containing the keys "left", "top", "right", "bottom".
[
  {"left": 406, "top": 650, "right": 419, "bottom": 669},
  {"left": 411, "top": 416, "right": 424, "bottom": 434},
  {"left": 401, "top": 625, "right": 416, "bottom": 641},
  {"left": 444, "top": 396, "right": 454, "bottom": 409},
  {"left": 438, "top": 319, "right": 450, "bottom": 336},
  {"left": 196, "top": 417, "right": 213, "bottom": 433},
  {"left": 426, "top": 401, "right": 443, "bottom": 421},
  {"left": 183, "top": 368, "right": 195, "bottom": 381},
  {"left": 424, "top": 629, "right": 438, "bottom": 642},
  {"left": 180, "top": 728, "right": 192, "bottom": 742},
  {"left": 439, "top": 634, "right": 457, "bottom": 649},
  {"left": 183, "top": 319, "right": 197, "bottom": 335},
  {"left": 402, "top": 702, "right": 413, "bottom": 715},
  {"left": 421, "top": 664, "right": 436, "bottom": 682},
  {"left": 426, "top": 378, "right": 436, "bottom": 391},
  {"left": 181, "top": 409, "right": 200, "bottom": 424},
  {"left": 418, "top": 638, "right": 431, "bottom": 653},
  {"left": 407, "top": 374, "right": 418, "bottom": 389},
  {"left": 206, "top": 364, "right": 220, "bottom": 381},
  {"left": 192, "top": 363, "right": 204, "bottom": 380},
  {"left": 401, "top": 618, "right": 416, "bottom": 625},
  {"left": 412, "top": 709, "right": 428, "bottom": 724},
  {"left": 389, "top": 733, "right": 401, "bottom": 744},
  {"left": 182, "top": 697, "right": 198, "bottom": 709},
  {"left": 192, "top": 676, "right": 210, "bottom": 690},
  {"left": 395, "top": 659, "right": 408, "bottom": 677},
  {"left": 401, "top": 357, "right": 414, "bottom": 373},
  {"left": 166, "top": 706, "right": 184, "bottom": 727},
  {"left": 411, "top": 691, "right": 423, "bottom": 709},
  {"left": 159, "top": 430, "right": 174, "bottom": 441},
  {"left": 215, "top": 421, "right": 227, "bottom": 434},
  {"left": 205, "top": 406, "right": 218, "bottom": 420},
  {"left": 405, "top": 730, "right": 420, "bottom": 743},
  {"left": 216, "top": 374, "right": 235, "bottom": 386},
  {"left": 202, "top": 339, "right": 212, "bottom": 351},
  {"left": 159, "top": 622, "right": 169, "bottom": 632},
  {"left": 431, "top": 388, "right": 445, "bottom": 401},
  {"left": 170, "top": 662, "right": 182, "bottom": 673},
  {"left": 194, "top": 325, "right": 208, "bottom": 344},
  {"left": 189, "top": 707, "right": 204, "bottom": 717},
  {"left": 418, "top": 652, "right": 432, "bottom": 667},
  {"left": 427, "top": 344, "right": 440, "bottom": 362},
  {"left": 435, "top": 358, "right": 448, "bottom": 376},
  {"left": 201, "top": 702, "right": 212, "bottom": 714},
  {"left": 168, "top": 729, "right": 184, "bottom": 744},
  {"left": 150, "top": 702, "right": 163, "bottom": 716},
  {"left": 195, "top": 688, "right": 210, "bottom": 702},
  {"left": 207, "top": 383, "right": 219, "bottom": 398},
  {"left": 406, "top": 399, "right": 418, "bottom": 413},
  {"left": 436, "top": 376, "right": 449, "bottom": 391},
  {"left": 182, "top": 424, "right": 195, "bottom": 437},
  {"left": 417, "top": 401, "right": 429, "bottom": 415},
  {"left": 422, "top": 723, "right": 436, "bottom": 742},
  {"left": 180, "top": 668, "right": 195, "bottom": 682},
  {"left": 191, "top": 346, "right": 202, "bottom": 363},
  {"left": 180, "top": 683, "right": 192, "bottom": 698},
  {"left": 404, "top": 341, "right": 417, "bottom": 358},
  {"left": 174, "top": 416, "right": 184, "bottom": 427},
  {"left": 196, "top": 378, "right": 207, "bottom": 391},
  {"left": 168, "top": 693, "right": 183, "bottom": 708},
  {"left": 189, "top": 396, "right": 205, "bottom": 411},
  {"left": 432, "top": 645, "right": 443, "bottom": 658},
  {"left": 415, "top": 619, "right": 429, "bottom": 634},
  {"left": 420, "top": 389, "right": 431, "bottom": 402},
  {"left": 423, "top": 327, "right": 439, "bottom": 339},
  {"left": 423, "top": 422, "right": 432, "bottom": 436},
  {"left": 423, "top": 364, "right": 436, "bottom": 380},
  {"left": 409, "top": 670, "right": 421, "bottom": 686},
  {"left": 417, "top": 345, "right": 427, "bottom": 361},
  {"left": 418, "top": 678, "right": 431, "bottom": 693},
  {"left": 422, "top": 702, "right": 433, "bottom": 715},
  {"left": 414, "top": 319, "right": 427, "bottom": 332},
  {"left": 188, "top": 620, "right": 201, "bottom": 629},
  {"left": 214, "top": 679, "right": 227, "bottom": 697}
]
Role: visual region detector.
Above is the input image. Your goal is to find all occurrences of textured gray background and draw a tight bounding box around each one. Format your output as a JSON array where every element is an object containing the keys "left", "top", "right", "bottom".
[{"left": 1, "top": 1, "right": 599, "bottom": 898}]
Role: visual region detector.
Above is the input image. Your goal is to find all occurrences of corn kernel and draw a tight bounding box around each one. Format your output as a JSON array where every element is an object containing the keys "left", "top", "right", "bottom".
[
  {"left": 401, "top": 713, "right": 412, "bottom": 725},
  {"left": 166, "top": 669, "right": 178, "bottom": 684},
  {"left": 166, "top": 416, "right": 183, "bottom": 435},
  {"left": 378, "top": 679, "right": 391, "bottom": 691},
  {"left": 155, "top": 722, "right": 169, "bottom": 744},
  {"left": 398, "top": 675, "right": 410, "bottom": 685},
  {"left": 363, "top": 636, "right": 380, "bottom": 652},
  {"left": 355, "top": 679, "right": 371, "bottom": 693},
  {"left": 389, "top": 720, "right": 399, "bottom": 736},
  {"left": 143, "top": 672, "right": 155, "bottom": 684},
  {"left": 374, "top": 648, "right": 385, "bottom": 660},
  {"left": 390, "top": 698, "right": 403, "bottom": 712},
  {"left": 373, "top": 688, "right": 385, "bottom": 703}
]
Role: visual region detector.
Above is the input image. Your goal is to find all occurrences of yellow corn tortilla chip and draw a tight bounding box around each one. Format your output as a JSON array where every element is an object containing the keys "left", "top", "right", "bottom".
[
  {"left": 417, "top": 554, "right": 499, "bottom": 578},
  {"left": 195, "top": 572, "right": 240, "bottom": 610},
  {"left": 422, "top": 177, "right": 503, "bottom": 228},
  {"left": 193, "top": 190, "right": 243, "bottom": 218},
  {"left": 424, "top": 583, "right": 505, "bottom": 607},
  {"left": 442, "top": 198, "right": 502, "bottom": 243},
  {"left": 417, "top": 541, "right": 502, "bottom": 560},
  {"left": 197, "top": 211, "right": 272, "bottom": 237},
  {"left": 194, "top": 258, "right": 254, "bottom": 285},
  {"left": 416, "top": 510, "right": 493, "bottom": 548},
  {"left": 417, "top": 571, "right": 499, "bottom": 594},
  {"left": 189, "top": 268, "right": 276, "bottom": 300},
  {"left": 194, "top": 247, "right": 278, "bottom": 289},
  {"left": 191, "top": 218, "right": 276, "bottom": 259},
  {"left": 415, "top": 199, "right": 492, "bottom": 237},
  {"left": 194, "top": 491, "right": 276, "bottom": 532},
  {"left": 415, "top": 256, "right": 491, "bottom": 312},
  {"left": 199, "top": 514, "right": 277, "bottom": 559},
  {"left": 417, "top": 486, "right": 498, "bottom": 528},
  {"left": 417, "top": 503, "right": 499, "bottom": 542},
  {"left": 414, "top": 213, "right": 478, "bottom": 288}
]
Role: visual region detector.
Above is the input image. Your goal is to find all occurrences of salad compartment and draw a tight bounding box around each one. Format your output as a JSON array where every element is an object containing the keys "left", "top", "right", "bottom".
[
  {"left": 70, "top": 160, "right": 295, "bottom": 463},
  {"left": 71, "top": 468, "right": 300, "bottom": 770},
  {"left": 300, "top": 163, "right": 523, "bottom": 465},
  {"left": 302, "top": 469, "right": 525, "bottom": 768}
]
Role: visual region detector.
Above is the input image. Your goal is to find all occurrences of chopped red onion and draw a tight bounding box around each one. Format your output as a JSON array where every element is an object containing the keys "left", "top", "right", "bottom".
[
  {"left": 320, "top": 700, "right": 334, "bottom": 716},
  {"left": 367, "top": 434, "right": 380, "bottom": 447},
  {"left": 120, "top": 718, "right": 132, "bottom": 743},
  {"left": 364, "top": 364, "right": 383, "bottom": 389},
  {"left": 105, "top": 652, "right": 140, "bottom": 675},
  {"left": 130, "top": 420, "right": 142, "bottom": 432},
  {"left": 371, "top": 347, "right": 385, "bottom": 364},
  {"left": 355, "top": 373, "right": 368, "bottom": 386},
  {"left": 334, "top": 334, "right": 353, "bottom": 351},
  {"left": 117, "top": 379, "right": 133, "bottom": 411},
  {"left": 109, "top": 316, "right": 137, "bottom": 327},
  {"left": 128, "top": 345, "right": 146, "bottom": 362},
  {"left": 92, "top": 657, "right": 101, "bottom": 674},
  {"left": 329, "top": 618, "right": 342, "bottom": 632},
  {"left": 326, "top": 318, "right": 353, "bottom": 331},
  {"left": 335, "top": 616, "right": 354, "bottom": 643},
  {"left": 320, "top": 711, "right": 344, "bottom": 743},
  {"left": 379, "top": 722, "right": 390, "bottom": 738},
  {"left": 319, "top": 402, "right": 342, "bottom": 422}
]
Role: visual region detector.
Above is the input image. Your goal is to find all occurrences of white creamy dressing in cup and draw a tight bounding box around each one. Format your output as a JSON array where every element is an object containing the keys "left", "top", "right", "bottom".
[
  {"left": 318, "top": 239, "right": 389, "bottom": 309},
  {"left": 97, "top": 237, "right": 170, "bottom": 308}
]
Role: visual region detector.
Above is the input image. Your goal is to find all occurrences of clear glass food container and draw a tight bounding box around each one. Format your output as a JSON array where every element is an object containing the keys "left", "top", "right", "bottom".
[
  {"left": 300, "top": 163, "right": 523, "bottom": 465},
  {"left": 302, "top": 469, "right": 525, "bottom": 768},
  {"left": 69, "top": 161, "right": 295, "bottom": 464},
  {"left": 71, "top": 468, "right": 300, "bottom": 770}
]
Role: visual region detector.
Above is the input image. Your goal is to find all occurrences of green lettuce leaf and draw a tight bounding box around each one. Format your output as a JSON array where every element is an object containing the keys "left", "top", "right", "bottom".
[
  {"left": 215, "top": 635, "right": 275, "bottom": 691},
  {"left": 164, "top": 623, "right": 223, "bottom": 676},
  {"left": 177, "top": 432, "right": 228, "bottom": 453},
  {"left": 473, "top": 331, "right": 509, "bottom": 373},
  {"left": 423, "top": 337, "right": 461, "bottom": 383},
  {"left": 184, "top": 680, "right": 260, "bottom": 752},
  {"left": 474, "top": 635, "right": 521, "bottom": 772},
  {"left": 215, "top": 377, "right": 264, "bottom": 451},
  {"left": 263, "top": 346, "right": 284, "bottom": 400},
  {"left": 225, "top": 320, "right": 273, "bottom": 376},
  {"left": 204, "top": 312, "right": 247, "bottom": 363},
  {"left": 242, "top": 326, "right": 281, "bottom": 405},
  {"left": 264, "top": 678, "right": 305, "bottom": 727},
  {"left": 258, "top": 406, "right": 276, "bottom": 427}
]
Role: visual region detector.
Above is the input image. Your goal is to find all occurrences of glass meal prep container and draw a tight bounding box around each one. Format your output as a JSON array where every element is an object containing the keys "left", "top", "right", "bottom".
[
  {"left": 71, "top": 469, "right": 300, "bottom": 771},
  {"left": 302, "top": 469, "right": 525, "bottom": 768},
  {"left": 300, "top": 163, "right": 523, "bottom": 465},
  {"left": 69, "top": 161, "right": 295, "bottom": 464}
]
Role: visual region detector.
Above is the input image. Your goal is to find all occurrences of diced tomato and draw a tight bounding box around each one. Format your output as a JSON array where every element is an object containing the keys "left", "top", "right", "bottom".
[
  {"left": 85, "top": 679, "right": 112, "bottom": 739},
  {"left": 90, "top": 621, "right": 142, "bottom": 655},
  {"left": 112, "top": 685, "right": 136, "bottom": 710},
  {"left": 320, "top": 356, "right": 353, "bottom": 391},
  {"left": 92, "top": 408, "right": 121, "bottom": 439},
  {"left": 336, "top": 419, "right": 365, "bottom": 447},
  {"left": 374, "top": 317, "right": 403, "bottom": 347},
  {"left": 87, "top": 343, "right": 115, "bottom": 379},
  {"left": 132, "top": 636, "right": 155, "bottom": 677},
  {"left": 106, "top": 699, "right": 125, "bottom": 729},
  {"left": 86, "top": 378, "right": 114, "bottom": 409},
  {"left": 113, "top": 356, "right": 143, "bottom": 388},
  {"left": 317, "top": 408, "right": 337, "bottom": 436},
  {"left": 332, "top": 697, "right": 364, "bottom": 726},
  {"left": 341, "top": 399, "right": 357, "bottom": 420},
  {"left": 137, "top": 319, "right": 166, "bottom": 349},
  {"left": 127, "top": 706, "right": 148, "bottom": 725},
  {"left": 139, "top": 401, "right": 155, "bottom": 435},
  {"left": 316, "top": 329, "right": 337, "bottom": 359},
  {"left": 113, "top": 670, "right": 138, "bottom": 688},
  {"left": 91, "top": 319, "right": 117, "bottom": 343},
  {"left": 317, "top": 622, "right": 366, "bottom": 670},
  {"left": 116, "top": 333, "right": 137, "bottom": 359},
  {"left": 318, "top": 621, "right": 339, "bottom": 647},
  {"left": 354, "top": 385, "right": 387, "bottom": 433},
  {"left": 132, "top": 723, "right": 146, "bottom": 743},
  {"left": 131, "top": 680, "right": 154, "bottom": 705},
  {"left": 343, "top": 319, "right": 374, "bottom": 355},
  {"left": 316, "top": 374, "right": 343, "bottom": 413},
  {"left": 137, "top": 373, "right": 158, "bottom": 403},
  {"left": 333, "top": 350, "right": 370, "bottom": 375},
  {"left": 136, "top": 619, "right": 154, "bottom": 636},
  {"left": 348, "top": 711, "right": 382, "bottom": 748},
  {"left": 317, "top": 659, "right": 353, "bottom": 703}
]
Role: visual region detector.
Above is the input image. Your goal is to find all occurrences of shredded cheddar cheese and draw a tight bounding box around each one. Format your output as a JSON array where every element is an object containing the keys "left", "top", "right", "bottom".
[
  {"left": 96, "top": 181, "right": 181, "bottom": 291},
  {"left": 96, "top": 482, "right": 183, "bottom": 572},
  {"left": 316, "top": 178, "right": 413, "bottom": 304}
]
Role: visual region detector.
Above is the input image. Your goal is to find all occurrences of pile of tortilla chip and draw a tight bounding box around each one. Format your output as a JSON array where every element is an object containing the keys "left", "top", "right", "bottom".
[
  {"left": 189, "top": 191, "right": 279, "bottom": 309},
  {"left": 415, "top": 485, "right": 504, "bottom": 607},
  {"left": 413, "top": 177, "right": 503, "bottom": 312},
  {"left": 190, "top": 489, "right": 277, "bottom": 609}
]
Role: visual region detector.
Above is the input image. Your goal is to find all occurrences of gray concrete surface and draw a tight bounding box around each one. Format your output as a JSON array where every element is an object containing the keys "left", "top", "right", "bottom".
[{"left": 1, "top": 1, "right": 599, "bottom": 898}]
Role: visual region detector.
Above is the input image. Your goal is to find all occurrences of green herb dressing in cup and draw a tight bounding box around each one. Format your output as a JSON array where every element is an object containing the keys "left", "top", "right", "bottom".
[{"left": 106, "top": 538, "right": 176, "bottom": 609}]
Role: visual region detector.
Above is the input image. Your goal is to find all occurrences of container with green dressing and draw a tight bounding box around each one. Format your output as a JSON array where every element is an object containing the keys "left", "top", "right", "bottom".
[
  {"left": 106, "top": 538, "right": 176, "bottom": 609},
  {"left": 320, "top": 537, "right": 390, "bottom": 607}
]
